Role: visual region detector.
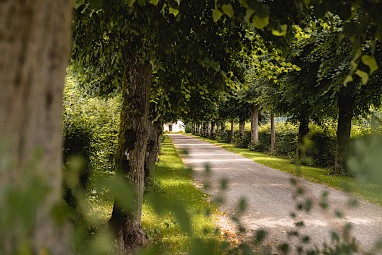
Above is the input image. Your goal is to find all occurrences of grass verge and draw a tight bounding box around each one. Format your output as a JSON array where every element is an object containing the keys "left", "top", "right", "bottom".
[
  {"left": 141, "top": 135, "right": 225, "bottom": 254},
  {"left": 188, "top": 134, "right": 382, "bottom": 206}
]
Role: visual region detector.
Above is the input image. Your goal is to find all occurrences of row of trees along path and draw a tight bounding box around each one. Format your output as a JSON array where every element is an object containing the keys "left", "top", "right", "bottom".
[{"left": 3, "top": 0, "right": 382, "bottom": 253}]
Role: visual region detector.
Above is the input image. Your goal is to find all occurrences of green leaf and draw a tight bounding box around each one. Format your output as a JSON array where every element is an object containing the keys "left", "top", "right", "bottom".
[
  {"left": 244, "top": 8, "right": 255, "bottom": 23},
  {"left": 343, "top": 74, "right": 353, "bottom": 85},
  {"left": 89, "top": 0, "right": 103, "bottom": 9},
  {"left": 272, "top": 24, "right": 287, "bottom": 36},
  {"left": 169, "top": 7, "right": 179, "bottom": 16},
  {"left": 212, "top": 9, "right": 223, "bottom": 22},
  {"left": 238, "top": 0, "right": 248, "bottom": 8},
  {"left": 255, "top": 230, "right": 267, "bottom": 242},
  {"left": 149, "top": 0, "right": 159, "bottom": 5},
  {"left": 126, "top": 0, "right": 136, "bottom": 7},
  {"left": 355, "top": 70, "right": 369, "bottom": 85},
  {"left": 222, "top": 4, "right": 234, "bottom": 18},
  {"left": 252, "top": 14, "right": 269, "bottom": 29},
  {"left": 238, "top": 197, "right": 247, "bottom": 212},
  {"left": 361, "top": 55, "right": 379, "bottom": 75},
  {"left": 172, "top": 203, "right": 192, "bottom": 234},
  {"left": 256, "top": 3, "right": 269, "bottom": 18}
]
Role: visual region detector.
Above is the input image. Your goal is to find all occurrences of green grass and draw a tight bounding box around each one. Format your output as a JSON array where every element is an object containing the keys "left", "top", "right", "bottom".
[
  {"left": 141, "top": 135, "right": 225, "bottom": 254},
  {"left": 87, "top": 135, "right": 226, "bottom": 254},
  {"left": 189, "top": 134, "right": 382, "bottom": 206}
]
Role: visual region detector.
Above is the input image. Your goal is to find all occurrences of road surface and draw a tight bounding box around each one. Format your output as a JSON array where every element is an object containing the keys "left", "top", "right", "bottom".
[{"left": 169, "top": 134, "right": 382, "bottom": 254}]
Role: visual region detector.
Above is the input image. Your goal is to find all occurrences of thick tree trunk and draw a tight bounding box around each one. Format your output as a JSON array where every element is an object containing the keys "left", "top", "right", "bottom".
[
  {"left": 211, "top": 122, "right": 216, "bottom": 137},
  {"left": 192, "top": 123, "right": 196, "bottom": 135},
  {"left": 230, "top": 119, "right": 235, "bottom": 144},
  {"left": 333, "top": 90, "right": 355, "bottom": 175},
  {"left": 216, "top": 122, "right": 220, "bottom": 132},
  {"left": 239, "top": 120, "right": 245, "bottom": 141},
  {"left": 144, "top": 114, "right": 162, "bottom": 181},
  {"left": 207, "top": 122, "right": 212, "bottom": 137},
  {"left": 295, "top": 116, "right": 310, "bottom": 160},
  {"left": 109, "top": 44, "right": 151, "bottom": 253},
  {"left": 0, "top": 1, "right": 73, "bottom": 254},
  {"left": 271, "top": 113, "right": 276, "bottom": 153},
  {"left": 251, "top": 105, "right": 259, "bottom": 146}
]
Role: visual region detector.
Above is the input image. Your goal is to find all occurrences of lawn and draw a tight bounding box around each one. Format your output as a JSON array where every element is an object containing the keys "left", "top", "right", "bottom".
[{"left": 140, "top": 135, "right": 226, "bottom": 254}]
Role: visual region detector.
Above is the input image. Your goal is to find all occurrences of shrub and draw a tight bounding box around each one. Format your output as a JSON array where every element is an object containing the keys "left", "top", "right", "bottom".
[
  {"left": 233, "top": 131, "right": 251, "bottom": 148},
  {"left": 215, "top": 130, "right": 232, "bottom": 143},
  {"left": 63, "top": 75, "right": 121, "bottom": 179},
  {"left": 305, "top": 126, "right": 336, "bottom": 168}
]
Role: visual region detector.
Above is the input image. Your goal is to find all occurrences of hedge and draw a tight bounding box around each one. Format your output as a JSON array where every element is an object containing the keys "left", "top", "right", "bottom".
[{"left": 197, "top": 121, "right": 375, "bottom": 169}]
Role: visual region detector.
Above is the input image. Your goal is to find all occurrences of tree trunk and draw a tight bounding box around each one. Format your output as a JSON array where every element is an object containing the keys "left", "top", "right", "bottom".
[
  {"left": 295, "top": 116, "right": 310, "bottom": 160},
  {"left": 251, "top": 104, "right": 259, "bottom": 146},
  {"left": 239, "top": 120, "right": 245, "bottom": 141},
  {"left": 333, "top": 90, "right": 355, "bottom": 175},
  {"left": 230, "top": 119, "right": 235, "bottom": 144},
  {"left": 109, "top": 42, "right": 151, "bottom": 253},
  {"left": 0, "top": 1, "right": 73, "bottom": 254},
  {"left": 216, "top": 122, "right": 220, "bottom": 132},
  {"left": 271, "top": 113, "right": 276, "bottom": 153},
  {"left": 211, "top": 122, "right": 216, "bottom": 137},
  {"left": 207, "top": 122, "right": 212, "bottom": 137},
  {"left": 192, "top": 123, "right": 195, "bottom": 135},
  {"left": 144, "top": 113, "right": 162, "bottom": 181}
]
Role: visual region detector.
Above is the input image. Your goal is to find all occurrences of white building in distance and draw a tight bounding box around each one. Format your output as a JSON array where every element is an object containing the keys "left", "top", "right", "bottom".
[{"left": 163, "top": 120, "right": 185, "bottom": 132}]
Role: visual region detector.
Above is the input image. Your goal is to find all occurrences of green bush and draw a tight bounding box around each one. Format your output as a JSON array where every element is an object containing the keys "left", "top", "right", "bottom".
[
  {"left": 305, "top": 127, "right": 336, "bottom": 168},
  {"left": 233, "top": 131, "right": 251, "bottom": 148},
  {"left": 215, "top": 130, "right": 231, "bottom": 143},
  {"left": 63, "top": 74, "right": 121, "bottom": 180},
  {"left": 209, "top": 121, "right": 379, "bottom": 170}
]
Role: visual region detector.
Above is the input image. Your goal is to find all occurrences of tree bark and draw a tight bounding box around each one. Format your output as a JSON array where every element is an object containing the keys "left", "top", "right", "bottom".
[
  {"left": 333, "top": 89, "right": 355, "bottom": 175},
  {"left": 271, "top": 113, "right": 276, "bottom": 153},
  {"left": 230, "top": 119, "right": 235, "bottom": 144},
  {"left": 0, "top": 1, "right": 73, "bottom": 254},
  {"left": 296, "top": 116, "right": 310, "bottom": 160},
  {"left": 216, "top": 122, "right": 220, "bottom": 132},
  {"left": 109, "top": 41, "right": 151, "bottom": 253},
  {"left": 207, "top": 122, "right": 212, "bottom": 137},
  {"left": 144, "top": 113, "right": 162, "bottom": 181},
  {"left": 251, "top": 104, "right": 259, "bottom": 146},
  {"left": 239, "top": 120, "right": 245, "bottom": 141}
]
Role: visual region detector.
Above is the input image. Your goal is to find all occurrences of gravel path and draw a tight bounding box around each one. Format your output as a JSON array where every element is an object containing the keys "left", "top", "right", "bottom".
[{"left": 169, "top": 134, "right": 382, "bottom": 253}]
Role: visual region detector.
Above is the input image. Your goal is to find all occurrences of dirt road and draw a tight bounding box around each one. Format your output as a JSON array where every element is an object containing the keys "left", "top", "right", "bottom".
[{"left": 169, "top": 134, "right": 382, "bottom": 253}]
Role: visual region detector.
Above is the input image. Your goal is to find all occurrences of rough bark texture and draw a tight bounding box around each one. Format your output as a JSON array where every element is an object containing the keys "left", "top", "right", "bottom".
[
  {"left": 109, "top": 42, "right": 151, "bottom": 253},
  {"left": 333, "top": 89, "right": 355, "bottom": 175},
  {"left": 230, "top": 119, "right": 235, "bottom": 144},
  {"left": 271, "top": 113, "right": 276, "bottom": 153},
  {"left": 0, "top": 1, "right": 73, "bottom": 254},
  {"left": 239, "top": 120, "right": 245, "bottom": 141},
  {"left": 296, "top": 116, "right": 310, "bottom": 160},
  {"left": 251, "top": 105, "right": 259, "bottom": 146},
  {"left": 144, "top": 115, "right": 162, "bottom": 181}
]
